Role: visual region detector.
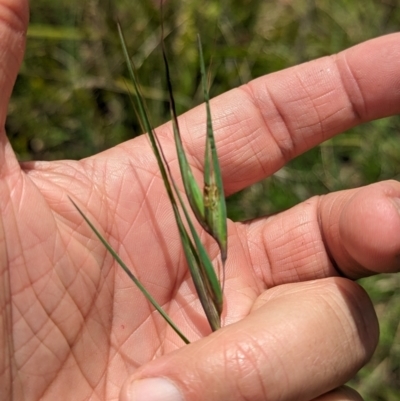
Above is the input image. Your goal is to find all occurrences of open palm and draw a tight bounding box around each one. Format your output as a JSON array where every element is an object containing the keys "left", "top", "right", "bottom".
[{"left": 2, "top": 3, "right": 400, "bottom": 401}]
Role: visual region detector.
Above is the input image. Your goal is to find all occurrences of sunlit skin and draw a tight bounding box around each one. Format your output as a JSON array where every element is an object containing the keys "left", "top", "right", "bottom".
[{"left": 1, "top": 2, "right": 400, "bottom": 401}]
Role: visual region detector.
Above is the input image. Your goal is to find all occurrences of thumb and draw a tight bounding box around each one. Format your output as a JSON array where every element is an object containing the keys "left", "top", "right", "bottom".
[
  {"left": 120, "top": 278, "right": 378, "bottom": 401},
  {"left": 0, "top": 0, "right": 29, "bottom": 129}
]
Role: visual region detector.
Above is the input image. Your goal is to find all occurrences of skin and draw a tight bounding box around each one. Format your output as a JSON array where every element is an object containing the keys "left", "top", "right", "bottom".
[{"left": 1, "top": 1, "right": 400, "bottom": 400}]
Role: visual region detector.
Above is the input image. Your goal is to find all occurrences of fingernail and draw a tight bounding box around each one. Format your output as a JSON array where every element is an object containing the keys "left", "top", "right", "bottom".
[{"left": 127, "top": 378, "right": 184, "bottom": 401}]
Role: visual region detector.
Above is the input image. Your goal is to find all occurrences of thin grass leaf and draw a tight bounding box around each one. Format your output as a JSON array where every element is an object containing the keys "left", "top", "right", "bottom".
[
  {"left": 160, "top": 32, "right": 205, "bottom": 227},
  {"left": 198, "top": 34, "right": 228, "bottom": 265},
  {"left": 118, "top": 24, "right": 222, "bottom": 330},
  {"left": 69, "top": 197, "right": 190, "bottom": 344},
  {"left": 161, "top": 32, "right": 227, "bottom": 269},
  {"left": 117, "top": 24, "right": 173, "bottom": 202},
  {"left": 159, "top": 34, "right": 223, "bottom": 324}
]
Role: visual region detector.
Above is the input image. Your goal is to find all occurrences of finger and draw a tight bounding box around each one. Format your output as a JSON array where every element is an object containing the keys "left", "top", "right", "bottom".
[
  {"left": 120, "top": 278, "right": 378, "bottom": 401},
  {"left": 312, "top": 386, "right": 363, "bottom": 401},
  {"left": 322, "top": 179, "right": 400, "bottom": 278},
  {"left": 0, "top": 0, "right": 28, "bottom": 129},
  {"left": 155, "top": 33, "right": 400, "bottom": 195},
  {"left": 245, "top": 180, "right": 400, "bottom": 284}
]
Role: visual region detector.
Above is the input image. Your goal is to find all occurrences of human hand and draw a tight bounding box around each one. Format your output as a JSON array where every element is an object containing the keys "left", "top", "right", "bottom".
[{"left": 1, "top": 2, "right": 400, "bottom": 401}]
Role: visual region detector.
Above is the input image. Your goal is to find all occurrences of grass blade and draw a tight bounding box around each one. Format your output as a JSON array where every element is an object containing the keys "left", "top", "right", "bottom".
[
  {"left": 198, "top": 34, "right": 228, "bottom": 266},
  {"left": 161, "top": 34, "right": 205, "bottom": 226},
  {"left": 69, "top": 197, "right": 190, "bottom": 344},
  {"left": 159, "top": 35, "right": 223, "bottom": 325},
  {"left": 161, "top": 33, "right": 228, "bottom": 268},
  {"left": 118, "top": 23, "right": 222, "bottom": 331}
]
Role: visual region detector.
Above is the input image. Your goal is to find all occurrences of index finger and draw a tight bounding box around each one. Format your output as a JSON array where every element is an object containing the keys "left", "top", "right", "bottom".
[{"left": 168, "top": 33, "right": 400, "bottom": 195}]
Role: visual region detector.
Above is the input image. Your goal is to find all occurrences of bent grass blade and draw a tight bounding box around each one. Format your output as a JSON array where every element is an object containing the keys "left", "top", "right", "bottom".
[
  {"left": 69, "top": 197, "right": 190, "bottom": 344},
  {"left": 74, "top": 25, "right": 226, "bottom": 336},
  {"left": 160, "top": 35, "right": 223, "bottom": 318},
  {"left": 161, "top": 32, "right": 228, "bottom": 268},
  {"left": 118, "top": 24, "right": 223, "bottom": 331}
]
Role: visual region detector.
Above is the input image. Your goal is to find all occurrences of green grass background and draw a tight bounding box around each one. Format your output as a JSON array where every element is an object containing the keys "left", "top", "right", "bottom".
[{"left": 7, "top": 0, "right": 400, "bottom": 399}]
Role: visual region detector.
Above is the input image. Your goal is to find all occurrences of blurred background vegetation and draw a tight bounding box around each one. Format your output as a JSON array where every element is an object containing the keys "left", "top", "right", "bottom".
[{"left": 7, "top": 0, "right": 400, "bottom": 399}]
